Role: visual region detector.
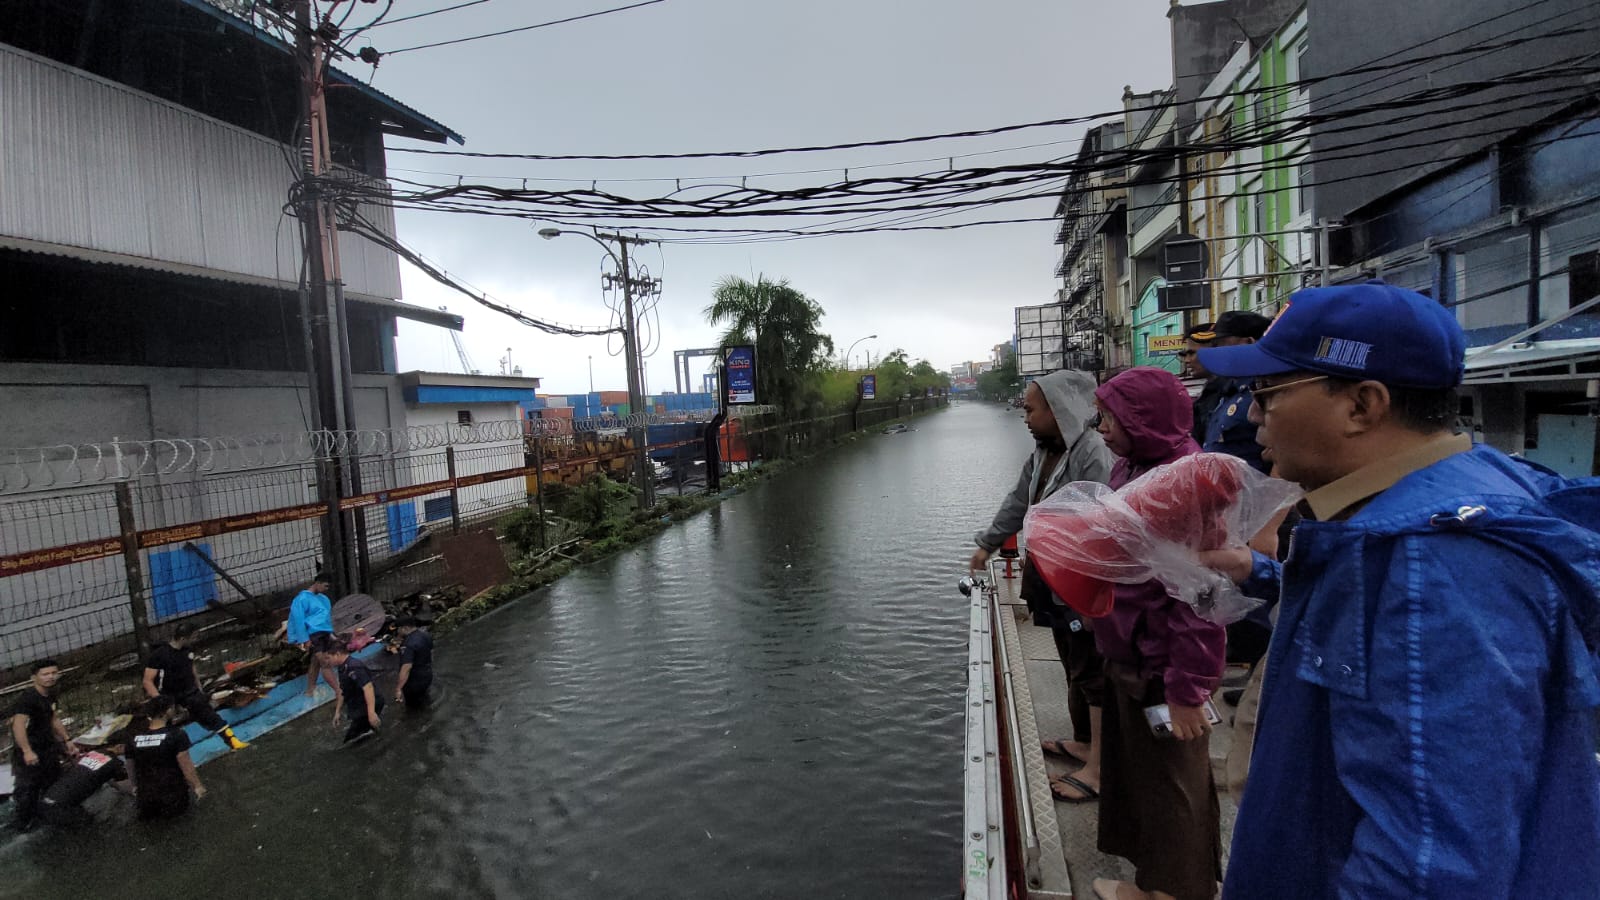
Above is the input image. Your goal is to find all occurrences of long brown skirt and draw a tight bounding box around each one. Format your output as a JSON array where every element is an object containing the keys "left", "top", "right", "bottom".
[{"left": 1098, "top": 663, "right": 1222, "bottom": 900}]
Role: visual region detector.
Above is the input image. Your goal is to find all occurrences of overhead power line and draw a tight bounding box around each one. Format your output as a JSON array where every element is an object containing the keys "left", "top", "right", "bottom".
[
  {"left": 337, "top": 213, "right": 622, "bottom": 336},
  {"left": 361, "top": 0, "right": 494, "bottom": 29},
  {"left": 323, "top": 66, "right": 1600, "bottom": 227},
  {"left": 385, "top": 0, "right": 668, "bottom": 55},
  {"left": 386, "top": 21, "right": 1597, "bottom": 160}
]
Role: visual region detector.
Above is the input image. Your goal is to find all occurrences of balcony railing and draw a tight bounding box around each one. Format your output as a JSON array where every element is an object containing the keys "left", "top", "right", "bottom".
[{"left": 1130, "top": 184, "right": 1180, "bottom": 235}]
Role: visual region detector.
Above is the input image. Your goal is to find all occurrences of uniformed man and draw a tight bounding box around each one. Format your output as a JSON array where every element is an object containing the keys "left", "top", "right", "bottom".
[{"left": 1194, "top": 310, "right": 1272, "bottom": 472}]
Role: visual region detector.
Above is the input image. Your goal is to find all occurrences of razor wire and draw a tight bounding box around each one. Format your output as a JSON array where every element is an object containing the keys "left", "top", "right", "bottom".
[{"left": 0, "top": 408, "right": 779, "bottom": 494}]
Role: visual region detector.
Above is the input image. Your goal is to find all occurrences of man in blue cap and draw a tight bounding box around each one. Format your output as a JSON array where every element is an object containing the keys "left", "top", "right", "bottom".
[{"left": 1196, "top": 281, "right": 1600, "bottom": 899}]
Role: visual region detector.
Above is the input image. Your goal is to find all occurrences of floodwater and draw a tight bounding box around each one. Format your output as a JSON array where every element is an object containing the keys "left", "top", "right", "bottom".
[{"left": 1, "top": 401, "right": 1033, "bottom": 899}]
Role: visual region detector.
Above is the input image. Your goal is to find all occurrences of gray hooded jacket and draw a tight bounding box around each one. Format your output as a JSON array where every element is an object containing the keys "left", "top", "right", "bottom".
[{"left": 973, "top": 369, "right": 1113, "bottom": 552}]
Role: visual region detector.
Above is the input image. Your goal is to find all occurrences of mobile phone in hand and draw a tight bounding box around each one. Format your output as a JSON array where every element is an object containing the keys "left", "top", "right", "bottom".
[{"left": 1144, "top": 699, "right": 1223, "bottom": 738}]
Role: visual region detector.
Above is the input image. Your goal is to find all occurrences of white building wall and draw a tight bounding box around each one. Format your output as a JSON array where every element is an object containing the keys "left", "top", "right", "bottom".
[
  {"left": 0, "top": 365, "right": 409, "bottom": 666},
  {"left": 402, "top": 403, "right": 529, "bottom": 527},
  {"left": 0, "top": 44, "right": 402, "bottom": 299}
]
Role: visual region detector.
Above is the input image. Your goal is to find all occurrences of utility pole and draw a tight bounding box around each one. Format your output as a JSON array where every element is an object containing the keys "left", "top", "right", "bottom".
[
  {"left": 538, "top": 227, "right": 658, "bottom": 508},
  {"left": 293, "top": 0, "right": 361, "bottom": 597},
  {"left": 613, "top": 236, "right": 655, "bottom": 509}
]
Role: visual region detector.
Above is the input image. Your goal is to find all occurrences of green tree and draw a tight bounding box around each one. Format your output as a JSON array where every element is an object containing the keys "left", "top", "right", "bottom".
[
  {"left": 977, "top": 352, "right": 1022, "bottom": 401},
  {"left": 704, "top": 275, "right": 835, "bottom": 413}
]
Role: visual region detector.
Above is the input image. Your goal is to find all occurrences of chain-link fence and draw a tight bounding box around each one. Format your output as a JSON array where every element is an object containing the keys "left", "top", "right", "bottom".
[{"left": 0, "top": 397, "right": 945, "bottom": 686}]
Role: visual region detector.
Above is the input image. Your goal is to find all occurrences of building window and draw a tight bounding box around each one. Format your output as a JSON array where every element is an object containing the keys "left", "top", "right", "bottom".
[
  {"left": 423, "top": 496, "right": 455, "bottom": 522},
  {"left": 1286, "top": 39, "right": 1308, "bottom": 90},
  {"left": 1297, "top": 157, "right": 1314, "bottom": 218},
  {"left": 1534, "top": 201, "right": 1600, "bottom": 325},
  {"left": 1451, "top": 232, "right": 1532, "bottom": 340},
  {"left": 457, "top": 409, "right": 473, "bottom": 426},
  {"left": 1571, "top": 250, "right": 1600, "bottom": 311}
]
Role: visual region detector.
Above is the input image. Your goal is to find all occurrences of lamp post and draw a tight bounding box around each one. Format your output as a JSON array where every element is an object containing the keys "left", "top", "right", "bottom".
[
  {"left": 844, "top": 334, "right": 878, "bottom": 370},
  {"left": 538, "top": 227, "right": 656, "bottom": 509}
]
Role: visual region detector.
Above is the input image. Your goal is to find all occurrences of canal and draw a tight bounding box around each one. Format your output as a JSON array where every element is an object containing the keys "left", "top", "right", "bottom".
[{"left": 1, "top": 401, "right": 1034, "bottom": 899}]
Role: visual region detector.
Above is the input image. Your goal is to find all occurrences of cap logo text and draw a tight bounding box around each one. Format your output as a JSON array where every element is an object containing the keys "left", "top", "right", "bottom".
[{"left": 1314, "top": 337, "right": 1374, "bottom": 370}]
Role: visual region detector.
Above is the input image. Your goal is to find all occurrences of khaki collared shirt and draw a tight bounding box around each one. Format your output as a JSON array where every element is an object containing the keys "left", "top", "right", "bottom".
[{"left": 1303, "top": 433, "right": 1474, "bottom": 522}]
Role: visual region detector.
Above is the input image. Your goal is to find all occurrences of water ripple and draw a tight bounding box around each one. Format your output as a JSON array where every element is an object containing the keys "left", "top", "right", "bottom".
[{"left": 4, "top": 403, "right": 1035, "bottom": 900}]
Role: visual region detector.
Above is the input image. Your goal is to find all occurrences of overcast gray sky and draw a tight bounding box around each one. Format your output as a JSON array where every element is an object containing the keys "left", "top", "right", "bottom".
[{"left": 366, "top": 0, "right": 1173, "bottom": 394}]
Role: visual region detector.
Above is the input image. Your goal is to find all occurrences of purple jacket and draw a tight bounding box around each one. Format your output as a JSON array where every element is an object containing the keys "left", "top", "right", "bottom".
[{"left": 1091, "top": 368, "right": 1226, "bottom": 707}]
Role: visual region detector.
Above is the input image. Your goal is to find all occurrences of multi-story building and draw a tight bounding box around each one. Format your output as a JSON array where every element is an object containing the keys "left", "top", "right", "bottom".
[
  {"left": 1188, "top": 6, "right": 1312, "bottom": 318},
  {"left": 1052, "top": 123, "right": 1128, "bottom": 375},
  {"left": 1102, "top": 0, "right": 1306, "bottom": 375},
  {"left": 1305, "top": 0, "right": 1600, "bottom": 473},
  {"left": 0, "top": 0, "right": 465, "bottom": 447},
  {"left": 1122, "top": 91, "right": 1186, "bottom": 374},
  {"left": 0, "top": 1, "right": 473, "bottom": 661}
]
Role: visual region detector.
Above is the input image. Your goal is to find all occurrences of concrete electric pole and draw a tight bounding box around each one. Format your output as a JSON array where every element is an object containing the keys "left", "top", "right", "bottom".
[{"left": 538, "top": 228, "right": 660, "bottom": 509}]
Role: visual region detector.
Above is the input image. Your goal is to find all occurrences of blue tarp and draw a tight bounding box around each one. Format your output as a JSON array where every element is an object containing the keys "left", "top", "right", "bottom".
[{"left": 148, "top": 544, "right": 218, "bottom": 622}]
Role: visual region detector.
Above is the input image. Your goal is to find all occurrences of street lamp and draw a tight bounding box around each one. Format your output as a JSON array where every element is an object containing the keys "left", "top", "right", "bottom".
[
  {"left": 538, "top": 226, "right": 655, "bottom": 509},
  {"left": 844, "top": 334, "right": 878, "bottom": 370}
]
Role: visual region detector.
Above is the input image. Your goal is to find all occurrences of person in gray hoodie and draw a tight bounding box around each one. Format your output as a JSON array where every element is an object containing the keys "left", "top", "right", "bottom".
[{"left": 970, "top": 369, "right": 1114, "bottom": 802}]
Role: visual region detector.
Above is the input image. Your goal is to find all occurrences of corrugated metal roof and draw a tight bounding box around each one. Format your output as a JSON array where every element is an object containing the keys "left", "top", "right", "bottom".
[
  {"left": 2, "top": 45, "right": 403, "bottom": 299},
  {"left": 181, "top": 0, "right": 465, "bottom": 146}
]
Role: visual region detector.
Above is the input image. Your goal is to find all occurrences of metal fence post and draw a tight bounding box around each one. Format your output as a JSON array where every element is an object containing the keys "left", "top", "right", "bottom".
[
  {"left": 445, "top": 445, "right": 462, "bottom": 534},
  {"left": 113, "top": 481, "right": 152, "bottom": 656},
  {"left": 532, "top": 436, "right": 547, "bottom": 550}
]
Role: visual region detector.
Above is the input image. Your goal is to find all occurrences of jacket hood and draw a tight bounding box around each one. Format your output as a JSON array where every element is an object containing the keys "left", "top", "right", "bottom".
[
  {"left": 1034, "top": 369, "right": 1097, "bottom": 447},
  {"left": 1095, "top": 367, "right": 1196, "bottom": 464},
  {"left": 1362, "top": 446, "right": 1600, "bottom": 678}
]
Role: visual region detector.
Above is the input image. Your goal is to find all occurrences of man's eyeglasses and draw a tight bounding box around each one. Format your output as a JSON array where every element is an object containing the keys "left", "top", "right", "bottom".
[
  {"left": 1177, "top": 349, "right": 1197, "bottom": 358},
  {"left": 1248, "top": 375, "right": 1329, "bottom": 410}
]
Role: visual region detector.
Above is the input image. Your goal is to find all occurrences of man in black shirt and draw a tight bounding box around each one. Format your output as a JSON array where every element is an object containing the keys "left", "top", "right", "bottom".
[
  {"left": 321, "top": 645, "right": 383, "bottom": 743},
  {"left": 128, "top": 696, "right": 205, "bottom": 820},
  {"left": 39, "top": 731, "right": 132, "bottom": 827},
  {"left": 392, "top": 617, "right": 434, "bottom": 709},
  {"left": 8, "top": 659, "right": 80, "bottom": 833},
  {"left": 143, "top": 623, "right": 248, "bottom": 751}
]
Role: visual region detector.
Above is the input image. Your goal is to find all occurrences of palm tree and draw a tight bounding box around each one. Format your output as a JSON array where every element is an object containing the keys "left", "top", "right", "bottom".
[{"left": 704, "top": 275, "right": 834, "bottom": 413}]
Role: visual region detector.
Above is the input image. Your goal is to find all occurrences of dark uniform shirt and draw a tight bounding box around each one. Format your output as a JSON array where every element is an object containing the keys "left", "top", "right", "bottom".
[
  {"left": 337, "top": 658, "right": 378, "bottom": 718},
  {"left": 42, "top": 751, "right": 128, "bottom": 808},
  {"left": 399, "top": 631, "right": 434, "bottom": 679},
  {"left": 9, "top": 690, "right": 56, "bottom": 761},
  {"left": 1203, "top": 379, "right": 1268, "bottom": 473},
  {"left": 145, "top": 643, "right": 199, "bottom": 696}
]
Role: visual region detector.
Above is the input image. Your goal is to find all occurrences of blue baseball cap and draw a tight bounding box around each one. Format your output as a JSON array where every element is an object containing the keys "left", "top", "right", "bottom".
[{"left": 1196, "top": 280, "right": 1465, "bottom": 389}]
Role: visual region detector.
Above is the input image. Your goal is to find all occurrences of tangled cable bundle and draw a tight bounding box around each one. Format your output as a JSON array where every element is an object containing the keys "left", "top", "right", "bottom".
[{"left": 1022, "top": 453, "right": 1303, "bottom": 624}]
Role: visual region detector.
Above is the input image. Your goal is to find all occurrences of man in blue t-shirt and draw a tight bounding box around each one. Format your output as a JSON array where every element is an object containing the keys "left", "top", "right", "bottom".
[{"left": 281, "top": 572, "right": 337, "bottom": 696}]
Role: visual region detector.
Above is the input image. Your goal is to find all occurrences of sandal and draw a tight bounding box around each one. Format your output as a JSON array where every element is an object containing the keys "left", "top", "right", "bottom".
[
  {"left": 1049, "top": 773, "right": 1099, "bottom": 803},
  {"left": 1039, "top": 739, "right": 1087, "bottom": 765}
]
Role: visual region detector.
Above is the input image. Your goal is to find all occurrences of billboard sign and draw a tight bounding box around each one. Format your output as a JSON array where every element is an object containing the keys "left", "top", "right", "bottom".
[
  {"left": 1146, "top": 334, "right": 1187, "bottom": 356},
  {"left": 724, "top": 345, "right": 757, "bottom": 404},
  {"left": 1014, "top": 303, "right": 1068, "bottom": 375},
  {"left": 861, "top": 374, "right": 877, "bottom": 400}
]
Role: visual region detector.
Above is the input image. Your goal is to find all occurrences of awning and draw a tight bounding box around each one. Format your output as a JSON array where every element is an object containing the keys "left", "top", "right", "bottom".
[{"left": 1462, "top": 339, "right": 1600, "bottom": 384}]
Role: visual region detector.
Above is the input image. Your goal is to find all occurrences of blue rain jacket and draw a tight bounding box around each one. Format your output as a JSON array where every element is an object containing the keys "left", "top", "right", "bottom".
[{"left": 1226, "top": 444, "right": 1600, "bottom": 899}]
